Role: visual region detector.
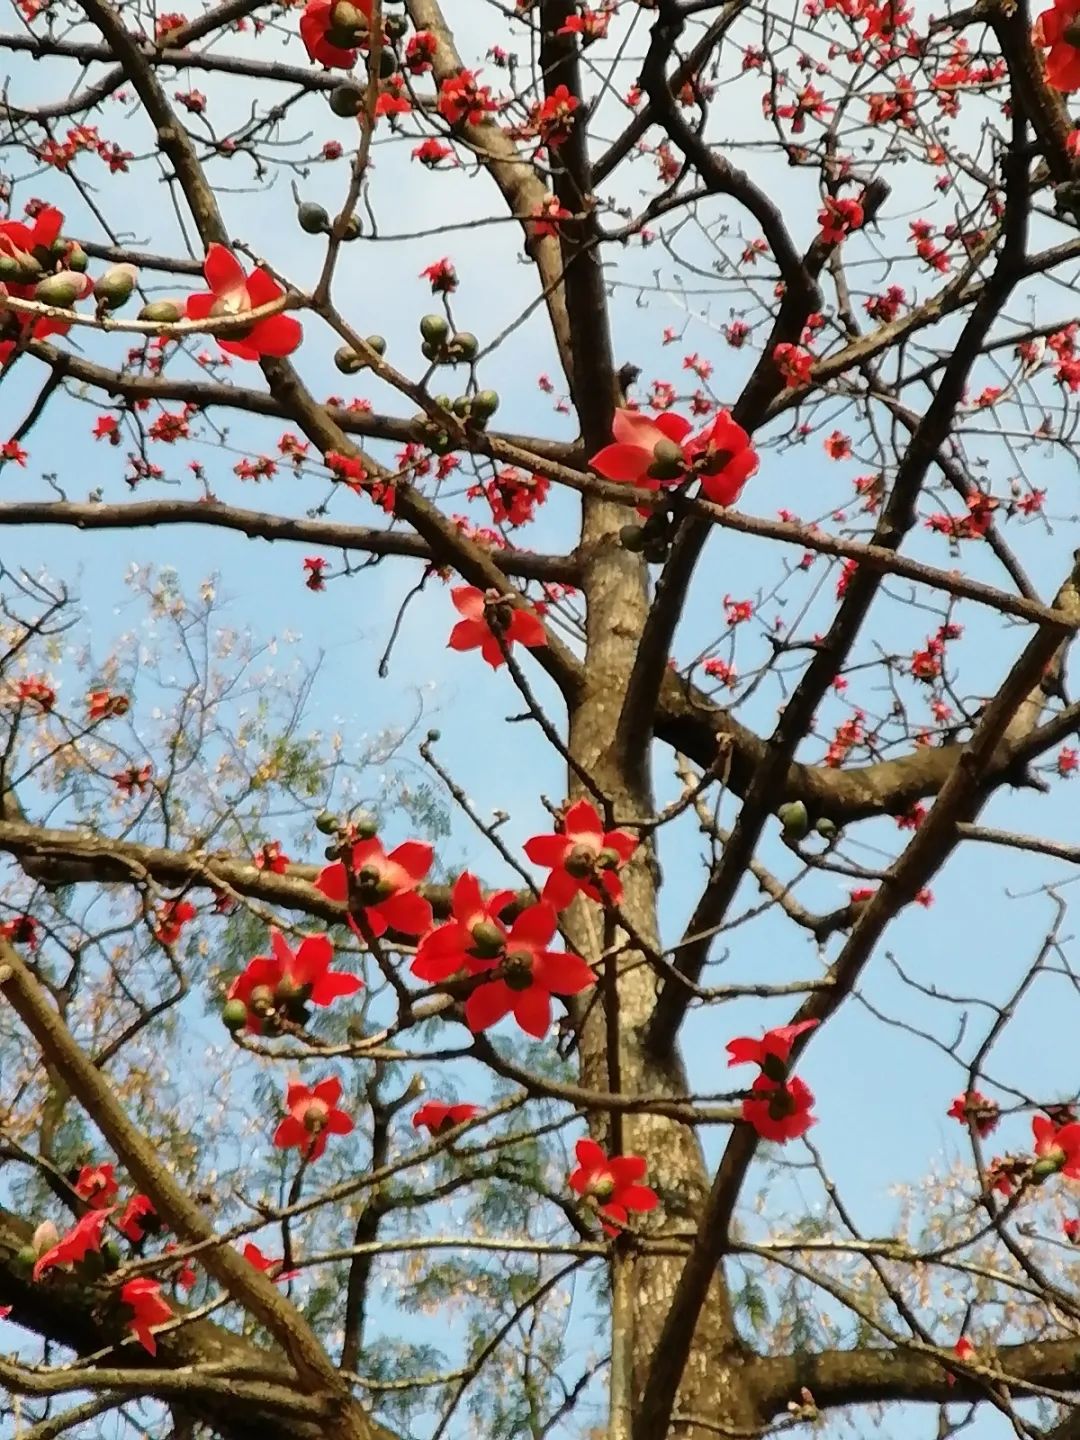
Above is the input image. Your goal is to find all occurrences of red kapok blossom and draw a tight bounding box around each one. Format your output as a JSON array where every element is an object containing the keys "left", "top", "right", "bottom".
[
  {"left": 741, "top": 1074, "right": 817, "bottom": 1143},
  {"left": 411, "top": 871, "right": 516, "bottom": 983},
  {"left": 74, "top": 1162, "right": 119, "bottom": 1209},
  {"left": 726, "top": 1020, "right": 819, "bottom": 1082},
  {"left": 121, "top": 1278, "right": 172, "bottom": 1354},
  {"left": 524, "top": 799, "right": 638, "bottom": 909},
  {"left": 316, "top": 837, "right": 433, "bottom": 937},
  {"left": 229, "top": 927, "right": 361, "bottom": 1032},
  {"left": 568, "top": 1138, "right": 658, "bottom": 1235},
  {"left": 1032, "top": 1113, "right": 1080, "bottom": 1179},
  {"left": 818, "top": 195, "right": 864, "bottom": 245},
  {"left": 186, "top": 245, "right": 302, "bottom": 362},
  {"left": 413, "top": 1101, "right": 481, "bottom": 1135},
  {"left": 590, "top": 407, "right": 694, "bottom": 488},
  {"left": 33, "top": 1208, "right": 112, "bottom": 1280},
  {"left": 0, "top": 205, "right": 71, "bottom": 358},
  {"left": 273, "top": 1076, "right": 354, "bottom": 1160},
  {"left": 772, "top": 342, "right": 814, "bottom": 388},
  {"left": 683, "top": 409, "right": 759, "bottom": 506},
  {"left": 243, "top": 1241, "right": 300, "bottom": 1281},
  {"left": 118, "top": 1193, "right": 159, "bottom": 1243},
  {"left": 447, "top": 586, "right": 547, "bottom": 669},
  {"left": 300, "top": 0, "right": 369, "bottom": 69},
  {"left": 947, "top": 1090, "right": 1000, "bottom": 1138},
  {"left": 153, "top": 898, "right": 196, "bottom": 946},
  {"left": 463, "top": 901, "right": 595, "bottom": 1038},
  {"left": 1033, "top": 0, "right": 1080, "bottom": 92}
]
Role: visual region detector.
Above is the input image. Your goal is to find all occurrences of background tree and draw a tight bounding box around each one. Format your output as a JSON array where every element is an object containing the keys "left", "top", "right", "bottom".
[{"left": 2, "top": 0, "right": 1080, "bottom": 1438}]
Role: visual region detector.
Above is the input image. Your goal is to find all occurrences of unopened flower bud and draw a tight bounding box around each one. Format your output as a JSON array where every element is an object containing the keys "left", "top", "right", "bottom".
[
  {"left": 34, "top": 270, "right": 90, "bottom": 307},
  {"left": 93, "top": 264, "right": 137, "bottom": 309}
]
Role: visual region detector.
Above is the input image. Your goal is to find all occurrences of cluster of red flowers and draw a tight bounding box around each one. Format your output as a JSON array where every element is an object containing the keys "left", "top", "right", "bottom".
[{"left": 727, "top": 1021, "right": 819, "bottom": 1142}]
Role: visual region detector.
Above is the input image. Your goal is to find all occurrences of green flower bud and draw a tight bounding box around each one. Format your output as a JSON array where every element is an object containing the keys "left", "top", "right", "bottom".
[
  {"left": 777, "top": 800, "right": 810, "bottom": 839},
  {"left": 93, "top": 264, "right": 137, "bottom": 309},
  {"left": 449, "top": 330, "right": 479, "bottom": 362},
  {"left": 222, "top": 998, "right": 249, "bottom": 1032},
  {"left": 315, "top": 810, "right": 341, "bottom": 834},
  {"left": 419, "top": 313, "right": 449, "bottom": 345},
  {"left": 138, "top": 299, "right": 182, "bottom": 324},
  {"left": 470, "top": 389, "right": 500, "bottom": 420},
  {"left": 334, "top": 345, "right": 365, "bottom": 374},
  {"left": 329, "top": 83, "right": 365, "bottom": 118},
  {"left": 620, "top": 524, "right": 646, "bottom": 552},
  {"left": 298, "top": 202, "right": 331, "bottom": 234},
  {"left": 365, "top": 334, "right": 387, "bottom": 356}
]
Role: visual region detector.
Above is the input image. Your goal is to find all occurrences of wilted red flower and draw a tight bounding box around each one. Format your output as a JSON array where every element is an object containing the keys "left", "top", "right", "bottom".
[
  {"left": 316, "top": 837, "right": 433, "bottom": 937},
  {"left": 419, "top": 257, "right": 458, "bottom": 292},
  {"left": 299, "top": 0, "right": 369, "bottom": 69},
  {"left": 741, "top": 1074, "right": 817, "bottom": 1143},
  {"left": 568, "top": 1138, "right": 658, "bottom": 1235},
  {"left": 1033, "top": 0, "right": 1080, "bottom": 91},
  {"left": 447, "top": 586, "right": 547, "bottom": 668},
  {"left": 462, "top": 902, "right": 595, "bottom": 1038},
  {"left": 33, "top": 1208, "right": 112, "bottom": 1281},
  {"left": 153, "top": 898, "right": 196, "bottom": 946},
  {"left": 118, "top": 1193, "right": 159, "bottom": 1243},
  {"left": 229, "top": 928, "right": 362, "bottom": 1032},
  {"left": 524, "top": 799, "right": 638, "bottom": 909},
  {"left": 74, "top": 1162, "right": 118, "bottom": 1209},
  {"left": 121, "top": 1278, "right": 172, "bottom": 1354},
  {"left": 411, "top": 872, "right": 516, "bottom": 983},
  {"left": 87, "top": 689, "right": 129, "bottom": 721},
  {"left": 413, "top": 1101, "right": 481, "bottom": 1135},
  {"left": 242, "top": 1241, "right": 300, "bottom": 1281},
  {"left": 0, "top": 915, "right": 37, "bottom": 949},
  {"left": 163, "top": 1241, "right": 197, "bottom": 1289},
  {"left": 947, "top": 1090, "right": 1000, "bottom": 1138},
  {"left": 273, "top": 1076, "right": 354, "bottom": 1160},
  {"left": 15, "top": 676, "right": 56, "bottom": 710},
  {"left": 186, "top": 245, "right": 302, "bottom": 361},
  {"left": 726, "top": 1020, "right": 818, "bottom": 1081}
]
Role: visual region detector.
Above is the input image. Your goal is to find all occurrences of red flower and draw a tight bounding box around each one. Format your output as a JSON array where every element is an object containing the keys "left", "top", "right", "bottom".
[
  {"left": 186, "top": 245, "right": 302, "bottom": 362},
  {"left": 273, "top": 1076, "right": 354, "bottom": 1160},
  {"left": 817, "top": 195, "right": 864, "bottom": 245},
  {"left": 15, "top": 676, "right": 55, "bottom": 711},
  {"left": 773, "top": 343, "right": 814, "bottom": 388},
  {"left": 590, "top": 407, "right": 694, "bottom": 488},
  {"left": 447, "top": 586, "right": 547, "bottom": 668},
  {"left": 524, "top": 799, "right": 638, "bottom": 909},
  {"left": 254, "top": 840, "right": 290, "bottom": 873},
  {"left": 1064, "top": 1217, "right": 1080, "bottom": 1244},
  {"left": 1032, "top": 1113, "right": 1080, "bottom": 1179},
  {"left": 726, "top": 1020, "right": 819, "bottom": 1082},
  {"left": 154, "top": 898, "right": 196, "bottom": 946},
  {"left": 568, "top": 1138, "right": 658, "bottom": 1235},
  {"left": 419, "top": 257, "right": 458, "bottom": 293},
  {"left": 947, "top": 1090, "right": 1000, "bottom": 1138},
  {"left": 1034, "top": 0, "right": 1080, "bottom": 91},
  {"left": 242, "top": 1241, "right": 300, "bottom": 1281},
  {"left": 413, "top": 1101, "right": 481, "bottom": 1135},
  {"left": 299, "top": 0, "right": 370, "bottom": 69},
  {"left": 683, "top": 409, "right": 759, "bottom": 506},
  {"left": 33, "top": 1208, "right": 112, "bottom": 1280},
  {"left": 741, "top": 1074, "right": 817, "bottom": 1143},
  {"left": 437, "top": 70, "right": 498, "bottom": 125},
  {"left": 121, "top": 1278, "right": 172, "bottom": 1354},
  {"left": 229, "top": 927, "right": 362, "bottom": 1032},
  {"left": 0, "top": 915, "right": 37, "bottom": 949},
  {"left": 411, "top": 871, "right": 516, "bottom": 983},
  {"left": 74, "top": 1162, "right": 118, "bottom": 1209},
  {"left": 87, "top": 688, "right": 129, "bottom": 721},
  {"left": 0, "top": 205, "right": 70, "bottom": 359},
  {"left": 118, "top": 1193, "right": 159, "bottom": 1243},
  {"left": 413, "top": 137, "right": 454, "bottom": 166},
  {"left": 462, "top": 902, "right": 595, "bottom": 1039},
  {"left": 316, "top": 837, "right": 433, "bottom": 937},
  {"left": 163, "top": 1242, "right": 197, "bottom": 1289}
]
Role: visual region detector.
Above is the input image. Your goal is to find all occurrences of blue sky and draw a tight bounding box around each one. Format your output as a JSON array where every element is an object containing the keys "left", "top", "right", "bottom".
[{"left": 4, "top": 2, "right": 1080, "bottom": 1435}]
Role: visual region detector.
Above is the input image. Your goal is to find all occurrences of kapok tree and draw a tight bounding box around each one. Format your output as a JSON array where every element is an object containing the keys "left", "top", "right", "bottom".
[{"left": 3, "top": 0, "right": 1080, "bottom": 1436}]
